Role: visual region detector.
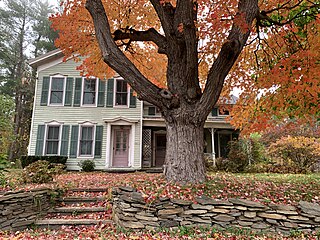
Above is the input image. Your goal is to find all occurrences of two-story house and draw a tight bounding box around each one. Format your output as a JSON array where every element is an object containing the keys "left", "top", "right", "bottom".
[{"left": 28, "top": 49, "right": 238, "bottom": 171}]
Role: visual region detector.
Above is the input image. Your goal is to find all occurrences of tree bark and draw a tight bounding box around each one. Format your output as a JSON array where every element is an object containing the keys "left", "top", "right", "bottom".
[{"left": 164, "top": 118, "right": 206, "bottom": 184}]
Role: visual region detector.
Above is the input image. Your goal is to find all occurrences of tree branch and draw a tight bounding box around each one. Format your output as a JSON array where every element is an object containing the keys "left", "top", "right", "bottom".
[
  {"left": 85, "top": 0, "right": 163, "bottom": 107},
  {"left": 198, "top": 0, "right": 259, "bottom": 120},
  {"left": 149, "top": 0, "right": 175, "bottom": 39},
  {"left": 113, "top": 27, "right": 168, "bottom": 54}
]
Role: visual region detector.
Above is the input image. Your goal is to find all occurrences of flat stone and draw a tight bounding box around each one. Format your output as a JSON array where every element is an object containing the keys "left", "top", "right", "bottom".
[
  {"left": 283, "top": 221, "right": 298, "bottom": 228},
  {"left": 251, "top": 222, "right": 270, "bottom": 229},
  {"left": 237, "top": 221, "right": 253, "bottom": 226},
  {"left": 266, "top": 219, "right": 279, "bottom": 225},
  {"left": 184, "top": 210, "right": 207, "bottom": 215},
  {"left": 181, "top": 221, "right": 192, "bottom": 226},
  {"left": 171, "top": 199, "right": 192, "bottom": 206},
  {"left": 11, "top": 219, "right": 34, "bottom": 228},
  {"left": 196, "top": 196, "right": 232, "bottom": 206},
  {"left": 140, "top": 221, "right": 160, "bottom": 227},
  {"left": 213, "top": 214, "right": 235, "bottom": 222},
  {"left": 191, "top": 204, "right": 214, "bottom": 210},
  {"left": 122, "top": 207, "right": 140, "bottom": 212},
  {"left": 258, "top": 212, "right": 287, "bottom": 220},
  {"left": 189, "top": 217, "right": 212, "bottom": 224},
  {"left": 125, "top": 221, "right": 145, "bottom": 229},
  {"left": 158, "top": 208, "right": 183, "bottom": 215},
  {"left": 229, "top": 199, "right": 266, "bottom": 209},
  {"left": 244, "top": 211, "right": 256, "bottom": 218},
  {"left": 119, "top": 186, "right": 136, "bottom": 192},
  {"left": 210, "top": 208, "right": 230, "bottom": 214},
  {"left": 199, "top": 213, "right": 218, "bottom": 218},
  {"left": 135, "top": 214, "right": 158, "bottom": 222},
  {"left": 299, "top": 201, "right": 320, "bottom": 216},
  {"left": 315, "top": 217, "right": 320, "bottom": 222},
  {"left": 269, "top": 204, "right": 296, "bottom": 211},
  {"left": 276, "top": 210, "right": 298, "bottom": 215},
  {"left": 235, "top": 206, "right": 247, "bottom": 211},
  {"left": 288, "top": 215, "right": 310, "bottom": 221}
]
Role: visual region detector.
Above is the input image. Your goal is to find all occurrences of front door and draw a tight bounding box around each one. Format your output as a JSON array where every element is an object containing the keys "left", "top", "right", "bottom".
[
  {"left": 154, "top": 133, "right": 166, "bottom": 167},
  {"left": 112, "top": 127, "right": 130, "bottom": 167}
]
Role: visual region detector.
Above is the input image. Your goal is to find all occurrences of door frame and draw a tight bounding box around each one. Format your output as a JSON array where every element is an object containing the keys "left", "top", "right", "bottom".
[
  {"left": 111, "top": 126, "right": 131, "bottom": 167},
  {"left": 152, "top": 130, "right": 166, "bottom": 167},
  {"left": 104, "top": 117, "right": 137, "bottom": 169}
]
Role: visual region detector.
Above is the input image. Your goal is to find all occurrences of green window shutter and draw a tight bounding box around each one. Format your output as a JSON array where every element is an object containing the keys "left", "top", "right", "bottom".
[
  {"left": 69, "top": 125, "right": 79, "bottom": 157},
  {"left": 212, "top": 107, "right": 218, "bottom": 116},
  {"left": 40, "top": 77, "right": 50, "bottom": 106},
  {"left": 129, "top": 88, "right": 136, "bottom": 108},
  {"left": 94, "top": 125, "right": 103, "bottom": 158},
  {"left": 35, "top": 125, "right": 45, "bottom": 155},
  {"left": 97, "top": 79, "right": 105, "bottom": 107},
  {"left": 60, "top": 125, "right": 70, "bottom": 156},
  {"left": 106, "top": 78, "right": 114, "bottom": 107},
  {"left": 73, "top": 78, "right": 82, "bottom": 107},
  {"left": 64, "top": 77, "right": 74, "bottom": 106}
]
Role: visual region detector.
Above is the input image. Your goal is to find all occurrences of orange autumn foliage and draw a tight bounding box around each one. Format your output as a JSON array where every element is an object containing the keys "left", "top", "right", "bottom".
[{"left": 51, "top": 0, "right": 320, "bottom": 134}]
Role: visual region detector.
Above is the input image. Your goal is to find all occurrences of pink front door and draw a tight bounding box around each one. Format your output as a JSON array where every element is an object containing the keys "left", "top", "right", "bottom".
[{"left": 112, "top": 127, "right": 130, "bottom": 167}]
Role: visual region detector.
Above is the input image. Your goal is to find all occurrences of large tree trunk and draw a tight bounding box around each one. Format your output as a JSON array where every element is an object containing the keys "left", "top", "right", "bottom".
[{"left": 164, "top": 114, "right": 206, "bottom": 184}]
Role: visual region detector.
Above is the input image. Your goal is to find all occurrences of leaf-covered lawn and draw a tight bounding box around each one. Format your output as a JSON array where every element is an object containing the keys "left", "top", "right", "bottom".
[
  {"left": 2, "top": 171, "right": 320, "bottom": 206},
  {"left": 1, "top": 223, "right": 319, "bottom": 240},
  {"left": 1, "top": 171, "right": 320, "bottom": 239}
]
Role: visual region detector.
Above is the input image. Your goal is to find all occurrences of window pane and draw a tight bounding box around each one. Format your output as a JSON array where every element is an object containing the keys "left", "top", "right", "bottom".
[
  {"left": 50, "top": 78, "right": 64, "bottom": 104},
  {"left": 46, "top": 126, "right": 60, "bottom": 155},
  {"left": 115, "top": 80, "right": 128, "bottom": 106},
  {"left": 48, "top": 126, "right": 60, "bottom": 139},
  {"left": 50, "top": 91, "right": 63, "bottom": 104},
  {"left": 51, "top": 78, "right": 64, "bottom": 90},
  {"left": 83, "top": 79, "right": 96, "bottom": 105},
  {"left": 80, "top": 126, "right": 93, "bottom": 156}
]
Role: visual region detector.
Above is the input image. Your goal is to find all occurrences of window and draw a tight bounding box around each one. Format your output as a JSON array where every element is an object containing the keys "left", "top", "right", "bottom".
[
  {"left": 45, "top": 125, "right": 61, "bottom": 155},
  {"left": 79, "top": 126, "right": 94, "bottom": 156},
  {"left": 218, "top": 108, "right": 230, "bottom": 116},
  {"left": 49, "top": 76, "right": 65, "bottom": 105},
  {"left": 82, "top": 78, "right": 97, "bottom": 105},
  {"left": 148, "top": 106, "right": 156, "bottom": 116},
  {"left": 115, "top": 79, "right": 128, "bottom": 106}
]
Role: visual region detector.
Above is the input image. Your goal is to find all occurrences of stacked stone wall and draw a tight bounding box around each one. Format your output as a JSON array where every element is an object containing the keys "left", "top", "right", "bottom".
[
  {"left": 0, "top": 188, "right": 53, "bottom": 230},
  {"left": 112, "top": 186, "right": 320, "bottom": 234}
]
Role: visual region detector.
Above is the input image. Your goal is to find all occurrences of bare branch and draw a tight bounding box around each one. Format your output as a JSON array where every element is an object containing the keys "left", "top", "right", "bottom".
[
  {"left": 113, "top": 27, "right": 168, "bottom": 54},
  {"left": 85, "top": 0, "right": 163, "bottom": 107}
]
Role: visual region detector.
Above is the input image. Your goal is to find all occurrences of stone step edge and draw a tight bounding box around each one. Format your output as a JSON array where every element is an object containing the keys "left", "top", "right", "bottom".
[
  {"left": 67, "top": 188, "right": 109, "bottom": 192},
  {"left": 48, "top": 206, "right": 108, "bottom": 213},
  {"left": 35, "top": 219, "right": 112, "bottom": 226},
  {"left": 58, "top": 196, "right": 107, "bottom": 202}
]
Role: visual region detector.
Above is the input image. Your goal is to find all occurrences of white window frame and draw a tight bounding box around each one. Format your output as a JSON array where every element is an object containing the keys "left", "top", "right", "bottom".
[
  {"left": 113, "top": 78, "right": 130, "bottom": 108},
  {"left": 48, "top": 74, "right": 66, "bottom": 106},
  {"left": 81, "top": 77, "right": 99, "bottom": 107},
  {"left": 218, "top": 107, "right": 230, "bottom": 117},
  {"left": 78, "top": 122, "right": 96, "bottom": 158},
  {"left": 44, "top": 121, "right": 63, "bottom": 156}
]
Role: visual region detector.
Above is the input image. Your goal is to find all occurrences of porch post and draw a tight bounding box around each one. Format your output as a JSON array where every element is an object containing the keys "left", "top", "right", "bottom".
[{"left": 210, "top": 128, "right": 216, "bottom": 167}]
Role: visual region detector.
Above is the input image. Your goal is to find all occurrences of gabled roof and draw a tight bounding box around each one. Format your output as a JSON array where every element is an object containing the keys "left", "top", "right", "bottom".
[{"left": 28, "top": 49, "right": 64, "bottom": 68}]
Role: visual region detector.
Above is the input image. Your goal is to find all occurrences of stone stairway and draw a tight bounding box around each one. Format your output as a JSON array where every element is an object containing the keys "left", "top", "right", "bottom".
[{"left": 35, "top": 188, "right": 113, "bottom": 229}]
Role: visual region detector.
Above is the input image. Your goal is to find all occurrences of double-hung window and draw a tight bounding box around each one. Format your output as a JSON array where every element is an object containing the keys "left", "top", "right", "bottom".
[
  {"left": 49, "top": 76, "right": 65, "bottom": 105},
  {"left": 45, "top": 125, "right": 61, "bottom": 155},
  {"left": 79, "top": 125, "right": 95, "bottom": 157},
  {"left": 82, "top": 78, "right": 97, "bottom": 106},
  {"left": 115, "top": 79, "right": 128, "bottom": 106}
]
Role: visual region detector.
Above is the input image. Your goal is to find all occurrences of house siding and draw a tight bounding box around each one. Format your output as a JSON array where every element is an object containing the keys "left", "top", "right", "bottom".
[{"left": 29, "top": 59, "right": 142, "bottom": 170}]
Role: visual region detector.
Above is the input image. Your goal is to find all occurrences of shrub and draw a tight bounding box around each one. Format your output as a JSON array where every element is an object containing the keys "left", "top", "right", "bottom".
[
  {"left": 78, "top": 159, "right": 95, "bottom": 172},
  {"left": 20, "top": 156, "right": 67, "bottom": 168},
  {"left": 267, "top": 136, "right": 320, "bottom": 173},
  {"left": 0, "top": 154, "right": 9, "bottom": 186},
  {"left": 226, "top": 134, "right": 269, "bottom": 173},
  {"left": 22, "top": 160, "right": 64, "bottom": 184}
]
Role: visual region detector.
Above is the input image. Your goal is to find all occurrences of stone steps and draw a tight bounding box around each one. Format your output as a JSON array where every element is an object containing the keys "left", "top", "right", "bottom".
[
  {"left": 34, "top": 219, "right": 112, "bottom": 229},
  {"left": 35, "top": 188, "right": 111, "bottom": 229},
  {"left": 48, "top": 206, "right": 107, "bottom": 214}
]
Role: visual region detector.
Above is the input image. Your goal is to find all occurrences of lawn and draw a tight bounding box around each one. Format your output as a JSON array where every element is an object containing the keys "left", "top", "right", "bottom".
[{"left": 1, "top": 171, "right": 320, "bottom": 239}]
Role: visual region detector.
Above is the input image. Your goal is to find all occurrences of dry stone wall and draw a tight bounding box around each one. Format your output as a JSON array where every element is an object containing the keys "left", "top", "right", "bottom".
[
  {"left": 0, "top": 188, "right": 53, "bottom": 230},
  {"left": 112, "top": 186, "right": 320, "bottom": 234}
]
